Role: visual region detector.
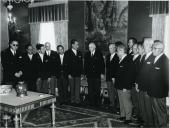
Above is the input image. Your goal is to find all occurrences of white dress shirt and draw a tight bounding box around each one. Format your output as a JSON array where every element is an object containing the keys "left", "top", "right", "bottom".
[
  {"left": 46, "top": 51, "right": 51, "bottom": 56},
  {"left": 59, "top": 54, "right": 64, "bottom": 65},
  {"left": 91, "top": 50, "right": 95, "bottom": 56},
  {"left": 110, "top": 53, "right": 115, "bottom": 61},
  {"left": 28, "top": 54, "right": 33, "bottom": 60},
  {"left": 145, "top": 51, "right": 152, "bottom": 60},
  {"left": 10, "top": 49, "right": 16, "bottom": 56},
  {"left": 72, "top": 49, "right": 77, "bottom": 56},
  {"left": 39, "top": 53, "right": 44, "bottom": 62},
  {"left": 119, "top": 54, "right": 127, "bottom": 63},
  {"left": 154, "top": 53, "right": 163, "bottom": 64},
  {"left": 133, "top": 54, "right": 139, "bottom": 61}
]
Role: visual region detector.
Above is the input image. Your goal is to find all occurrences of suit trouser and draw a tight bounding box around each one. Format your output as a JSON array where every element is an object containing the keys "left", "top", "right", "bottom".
[
  {"left": 139, "top": 91, "right": 154, "bottom": 126},
  {"left": 150, "top": 97, "right": 168, "bottom": 127},
  {"left": 36, "top": 78, "right": 48, "bottom": 93},
  {"left": 57, "top": 74, "right": 68, "bottom": 103},
  {"left": 131, "top": 86, "right": 139, "bottom": 116},
  {"left": 137, "top": 91, "right": 145, "bottom": 121},
  {"left": 48, "top": 76, "right": 57, "bottom": 95},
  {"left": 69, "top": 77, "right": 81, "bottom": 103},
  {"left": 26, "top": 79, "right": 36, "bottom": 92},
  {"left": 87, "top": 77, "right": 101, "bottom": 106},
  {"left": 117, "top": 89, "right": 133, "bottom": 120},
  {"left": 107, "top": 81, "right": 118, "bottom": 107}
]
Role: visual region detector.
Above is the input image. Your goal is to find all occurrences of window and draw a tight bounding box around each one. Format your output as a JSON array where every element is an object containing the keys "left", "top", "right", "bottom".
[{"left": 39, "top": 22, "right": 56, "bottom": 51}]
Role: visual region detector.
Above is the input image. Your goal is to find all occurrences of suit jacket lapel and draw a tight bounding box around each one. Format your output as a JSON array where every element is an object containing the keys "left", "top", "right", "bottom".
[{"left": 9, "top": 49, "right": 15, "bottom": 57}]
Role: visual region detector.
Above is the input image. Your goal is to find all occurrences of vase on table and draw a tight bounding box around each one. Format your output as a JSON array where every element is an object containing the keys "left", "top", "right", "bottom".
[{"left": 15, "top": 81, "right": 27, "bottom": 97}]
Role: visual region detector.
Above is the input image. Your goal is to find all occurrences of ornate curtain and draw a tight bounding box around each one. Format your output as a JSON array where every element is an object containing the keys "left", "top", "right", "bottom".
[
  {"left": 30, "top": 23, "right": 40, "bottom": 49},
  {"left": 150, "top": 1, "right": 169, "bottom": 15},
  {"left": 151, "top": 14, "right": 166, "bottom": 41},
  {"left": 150, "top": 1, "right": 169, "bottom": 42},
  {"left": 54, "top": 21, "right": 68, "bottom": 50},
  {"left": 29, "top": 1, "right": 68, "bottom": 50},
  {"left": 29, "top": 4, "right": 68, "bottom": 23}
]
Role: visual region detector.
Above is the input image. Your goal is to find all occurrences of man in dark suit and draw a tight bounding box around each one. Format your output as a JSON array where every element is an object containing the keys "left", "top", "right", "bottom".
[
  {"left": 127, "top": 37, "right": 137, "bottom": 59},
  {"left": 148, "top": 40, "right": 169, "bottom": 127},
  {"left": 44, "top": 42, "right": 58, "bottom": 95},
  {"left": 136, "top": 38, "right": 155, "bottom": 127},
  {"left": 56, "top": 45, "right": 69, "bottom": 104},
  {"left": 21, "top": 44, "right": 36, "bottom": 91},
  {"left": 106, "top": 43, "right": 119, "bottom": 109},
  {"left": 64, "top": 39, "right": 83, "bottom": 104},
  {"left": 1, "top": 40, "right": 23, "bottom": 86},
  {"left": 84, "top": 42, "right": 105, "bottom": 107},
  {"left": 34, "top": 44, "right": 49, "bottom": 93},
  {"left": 135, "top": 42, "right": 145, "bottom": 124},
  {"left": 115, "top": 43, "right": 133, "bottom": 124},
  {"left": 126, "top": 43, "right": 140, "bottom": 119}
]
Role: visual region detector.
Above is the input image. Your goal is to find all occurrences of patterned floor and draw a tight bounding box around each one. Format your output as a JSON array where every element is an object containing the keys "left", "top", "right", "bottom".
[{"left": 18, "top": 104, "right": 139, "bottom": 127}]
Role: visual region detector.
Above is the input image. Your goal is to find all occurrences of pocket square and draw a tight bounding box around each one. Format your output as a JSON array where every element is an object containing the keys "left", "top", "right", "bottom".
[
  {"left": 155, "top": 67, "right": 160, "bottom": 70},
  {"left": 147, "top": 62, "right": 151, "bottom": 64},
  {"left": 120, "top": 66, "right": 123, "bottom": 68}
]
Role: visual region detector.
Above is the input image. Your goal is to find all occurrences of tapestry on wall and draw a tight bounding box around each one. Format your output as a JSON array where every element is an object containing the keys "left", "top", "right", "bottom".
[{"left": 85, "top": 1, "right": 128, "bottom": 52}]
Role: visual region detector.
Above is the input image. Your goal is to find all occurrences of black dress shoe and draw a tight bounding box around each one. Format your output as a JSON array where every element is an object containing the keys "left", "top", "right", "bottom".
[
  {"left": 117, "top": 117, "right": 126, "bottom": 122},
  {"left": 124, "top": 119, "right": 132, "bottom": 124},
  {"left": 114, "top": 110, "right": 120, "bottom": 115}
]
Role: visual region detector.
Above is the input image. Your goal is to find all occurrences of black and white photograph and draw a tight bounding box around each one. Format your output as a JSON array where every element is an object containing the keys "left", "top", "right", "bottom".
[{"left": 0, "top": 0, "right": 169, "bottom": 127}]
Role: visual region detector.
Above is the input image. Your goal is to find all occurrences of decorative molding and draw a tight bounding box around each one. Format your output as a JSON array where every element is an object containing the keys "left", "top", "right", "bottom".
[
  {"left": 29, "top": 0, "right": 68, "bottom": 8},
  {"left": 29, "top": 20, "right": 68, "bottom": 24}
]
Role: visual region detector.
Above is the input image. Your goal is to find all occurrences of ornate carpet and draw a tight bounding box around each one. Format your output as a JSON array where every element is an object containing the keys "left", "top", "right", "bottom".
[{"left": 17, "top": 105, "right": 139, "bottom": 127}]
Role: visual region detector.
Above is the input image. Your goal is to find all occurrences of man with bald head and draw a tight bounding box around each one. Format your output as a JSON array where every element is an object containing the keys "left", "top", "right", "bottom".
[
  {"left": 148, "top": 40, "right": 169, "bottom": 127},
  {"left": 84, "top": 42, "right": 105, "bottom": 107}
]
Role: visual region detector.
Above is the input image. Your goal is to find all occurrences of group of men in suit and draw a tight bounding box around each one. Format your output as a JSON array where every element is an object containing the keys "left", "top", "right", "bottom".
[
  {"left": 109, "top": 37, "right": 168, "bottom": 127},
  {"left": 1, "top": 37, "right": 169, "bottom": 127}
]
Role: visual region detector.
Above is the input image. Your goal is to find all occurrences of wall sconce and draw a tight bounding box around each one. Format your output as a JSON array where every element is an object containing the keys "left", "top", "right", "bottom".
[
  {"left": 7, "top": 13, "right": 16, "bottom": 23},
  {"left": 7, "top": 1, "right": 13, "bottom": 11}
]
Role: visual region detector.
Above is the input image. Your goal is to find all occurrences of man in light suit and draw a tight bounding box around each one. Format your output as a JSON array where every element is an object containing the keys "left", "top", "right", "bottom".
[
  {"left": 106, "top": 43, "right": 119, "bottom": 109},
  {"left": 84, "top": 42, "right": 105, "bottom": 107},
  {"left": 1, "top": 40, "right": 23, "bottom": 86},
  {"left": 148, "top": 40, "right": 169, "bottom": 127}
]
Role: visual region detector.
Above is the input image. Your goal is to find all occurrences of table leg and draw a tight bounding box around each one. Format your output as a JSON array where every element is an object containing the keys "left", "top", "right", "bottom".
[
  {"left": 20, "top": 114, "right": 22, "bottom": 127},
  {"left": 3, "top": 114, "right": 10, "bottom": 128},
  {"left": 51, "top": 102, "right": 56, "bottom": 127},
  {"left": 14, "top": 114, "right": 19, "bottom": 128}
]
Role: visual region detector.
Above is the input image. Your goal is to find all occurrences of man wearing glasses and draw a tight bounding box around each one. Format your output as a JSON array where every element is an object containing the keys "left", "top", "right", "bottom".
[
  {"left": 1, "top": 40, "right": 23, "bottom": 86},
  {"left": 148, "top": 40, "right": 169, "bottom": 127}
]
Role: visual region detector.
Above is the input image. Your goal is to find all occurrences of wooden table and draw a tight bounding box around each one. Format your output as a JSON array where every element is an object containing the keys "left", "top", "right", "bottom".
[{"left": 0, "top": 90, "right": 56, "bottom": 128}]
